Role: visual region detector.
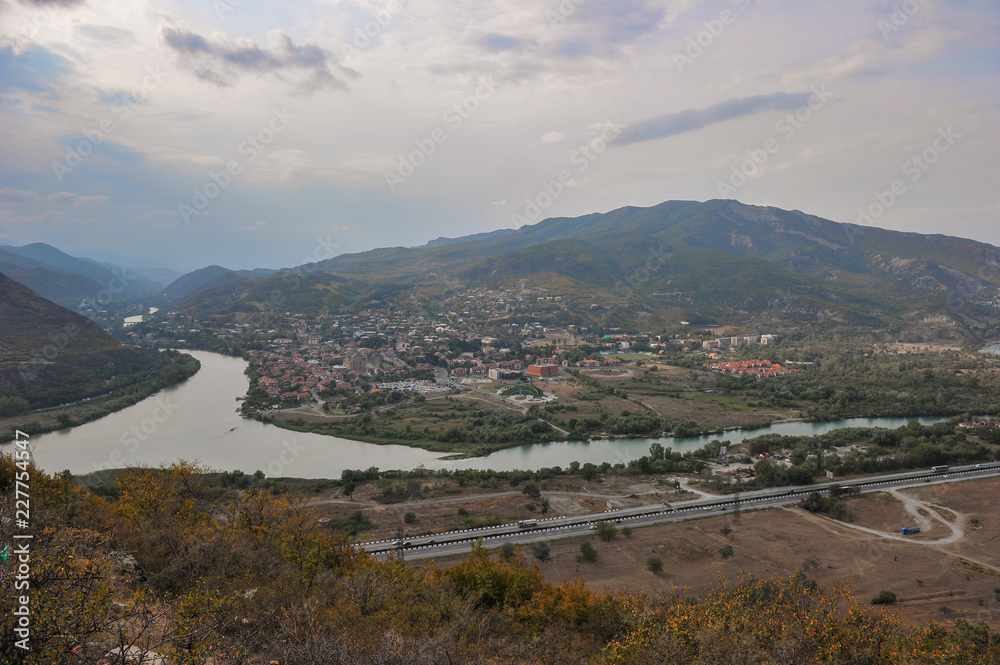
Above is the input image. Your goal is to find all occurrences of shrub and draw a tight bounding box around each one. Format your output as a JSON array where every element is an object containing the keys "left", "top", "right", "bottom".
[
  {"left": 578, "top": 541, "right": 598, "bottom": 563},
  {"left": 530, "top": 541, "right": 551, "bottom": 562},
  {"left": 647, "top": 556, "right": 663, "bottom": 574},
  {"left": 403, "top": 511, "right": 416, "bottom": 523},
  {"left": 871, "top": 590, "right": 898, "bottom": 605}
]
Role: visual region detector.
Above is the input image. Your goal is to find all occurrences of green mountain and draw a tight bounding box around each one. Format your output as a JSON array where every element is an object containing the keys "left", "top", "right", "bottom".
[
  {"left": 0, "top": 274, "right": 173, "bottom": 411},
  {"left": 174, "top": 200, "right": 1000, "bottom": 336}
]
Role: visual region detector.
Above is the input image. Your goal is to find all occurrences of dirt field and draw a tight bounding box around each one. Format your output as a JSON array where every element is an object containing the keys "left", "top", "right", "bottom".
[{"left": 422, "top": 476, "right": 1000, "bottom": 630}]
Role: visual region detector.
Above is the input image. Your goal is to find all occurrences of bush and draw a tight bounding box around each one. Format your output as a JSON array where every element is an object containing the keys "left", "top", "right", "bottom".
[
  {"left": 647, "top": 556, "right": 663, "bottom": 574},
  {"left": 578, "top": 541, "right": 598, "bottom": 563},
  {"left": 521, "top": 482, "right": 541, "bottom": 498},
  {"left": 404, "top": 511, "right": 416, "bottom": 523},
  {"left": 871, "top": 590, "right": 898, "bottom": 605},
  {"left": 530, "top": 541, "right": 551, "bottom": 562},
  {"left": 719, "top": 545, "right": 734, "bottom": 560}
]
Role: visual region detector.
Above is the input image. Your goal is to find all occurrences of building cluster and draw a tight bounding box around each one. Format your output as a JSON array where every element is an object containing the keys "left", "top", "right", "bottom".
[
  {"left": 701, "top": 334, "right": 778, "bottom": 350},
  {"left": 702, "top": 360, "right": 799, "bottom": 377}
]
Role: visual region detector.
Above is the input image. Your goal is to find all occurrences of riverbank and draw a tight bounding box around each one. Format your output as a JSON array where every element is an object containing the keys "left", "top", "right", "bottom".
[{"left": 0, "top": 350, "right": 200, "bottom": 443}]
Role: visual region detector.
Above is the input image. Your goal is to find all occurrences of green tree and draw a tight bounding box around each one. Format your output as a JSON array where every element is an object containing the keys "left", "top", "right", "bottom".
[
  {"left": 578, "top": 541, "right": 598, "bottom": 563},
  {"left": 647, "top": 556, "right": 663, "bottom": 574},
  {"left": 594, "top": 520, "right": 618, "bottom": 541},
  {"left": 719, "top": 545, "right": 734, "bottom": 560}
]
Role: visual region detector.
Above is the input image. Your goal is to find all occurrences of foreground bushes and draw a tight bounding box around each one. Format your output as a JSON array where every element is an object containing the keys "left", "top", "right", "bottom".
[{"left": 1, "top": 458, "right": 997, "bottom": 664}]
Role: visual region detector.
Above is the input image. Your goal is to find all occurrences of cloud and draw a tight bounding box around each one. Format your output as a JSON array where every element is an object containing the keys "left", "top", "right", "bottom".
[
  {"left": 617, "top": 92, "right": 815, "bottom": 146},
  {"left": 158, "top": 26, "right": 358, "bottom": 94},
  {"left": 47, "top": 192, "right": 108, "bottom": 205},
  {"left": 0, "top": 188, "right": 39, "bottom": 202},
  {"left": 16, "top": 0, "right": 86, "bottom": 7},
  {"left": 540, "top": 131, "right": 564, "bottom": 144},
  {"left": 475, "top": 32, "right": 534, "bottom": 53},
  {"left": 73, "top": 24, "right": 138, "bottom": 49}
]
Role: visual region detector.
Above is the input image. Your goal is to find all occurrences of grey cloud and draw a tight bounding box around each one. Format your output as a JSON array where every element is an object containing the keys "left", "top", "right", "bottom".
[
  {"left": 573, "top": 0, "right": 668, "bottom": 43},
  {"left": 475, "top": 32, "right": 534, "bottom": 52},
  {"left": 158, "top": 26, "right": 357, "bottom": 94},
  {"left": 17, "top": 0, "right": 85, "bottom": 6},
  {"left": 617, "top": 92, "right": 813, "bottom": 145}
]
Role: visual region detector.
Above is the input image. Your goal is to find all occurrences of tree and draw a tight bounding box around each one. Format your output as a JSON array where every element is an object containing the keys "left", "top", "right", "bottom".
[
  {"left": 719, "top": 545, "right": 734, "bottom": 560},
  {"left": 621, "top": 526, "right": 632, "bottom": 538},
  {"left": 530, "top": 541, "right": 551, "bottom": 562},
  {"left": 647, "top": 556, "right": 663, "bottom": 574},
  {"left": 498, "top": 542, "right": 519, "bottom": 562},
  {"left": 578, "top": 541, "right": 598, "bottom": 563},
  {"left": 342, "top": 480, "right": 357, "bottom": 500},
  {"left": 403, "top": 511, "right": 416, "bottom": 523},
  {"left": 522, "top": 482, "right": 541, "bottom": 499},
  {"left": 594, "top": 520, "right": 618, "bottom": 541},
  {"left": 720, "top": 525, "right": 732, "bottom": 540}
]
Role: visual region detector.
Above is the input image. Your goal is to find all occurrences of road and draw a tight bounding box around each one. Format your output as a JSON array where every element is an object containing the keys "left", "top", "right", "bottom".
[{"left": 360, "top": 463, "right": 1000, "bottom": 561}]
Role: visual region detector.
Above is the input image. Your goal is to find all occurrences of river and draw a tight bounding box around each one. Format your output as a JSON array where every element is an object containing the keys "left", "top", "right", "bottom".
[{"left": 27, "top": 350, "right": 950, "bottom": 479}]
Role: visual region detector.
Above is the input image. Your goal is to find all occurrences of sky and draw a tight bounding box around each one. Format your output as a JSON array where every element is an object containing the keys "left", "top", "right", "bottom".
[{"left": 0, "top": 0, "right": 998, "bottom": 272}]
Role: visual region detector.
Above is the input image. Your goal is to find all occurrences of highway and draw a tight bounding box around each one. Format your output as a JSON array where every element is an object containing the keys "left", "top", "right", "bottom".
[{"left": 358, "top": 463, "right": 1000, "bottom": 561}]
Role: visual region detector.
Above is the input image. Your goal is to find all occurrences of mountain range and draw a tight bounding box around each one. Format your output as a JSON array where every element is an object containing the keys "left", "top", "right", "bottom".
[
  {"left": 161, "top": 200, "right": 1000, "bottom": 338},
  {"left": 0, "top": 242, "right": 174, "bottom": 308},
  {"left": 3, "top": 200, "right": 998, "bottom": 338}
]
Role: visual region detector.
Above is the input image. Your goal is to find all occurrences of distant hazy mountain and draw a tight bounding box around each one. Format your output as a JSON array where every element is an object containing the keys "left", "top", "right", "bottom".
[
  {"left": 174, "top": 200, "right": 1000, "bottom": 337},
  {"left": 0, "top": 247, "right": 105, "bottom": 307},
  {"left": 0, "top": 242, "right": 170, "bottom": 306},
  {"left": 0, "top": 274, "right": 159, "bottom": 409},
  {"left": 162, "top": 265, "right": 240, "bottom": 299}
]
